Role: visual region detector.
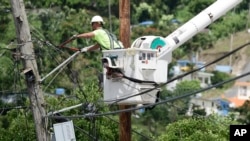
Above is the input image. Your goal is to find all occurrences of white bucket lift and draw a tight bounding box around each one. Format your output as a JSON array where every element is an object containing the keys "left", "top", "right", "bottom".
[
  {"left": 102, "top": 0, "right": 242, "bottom": 105},
  {"left": 102, "top": 36, "right": 172, "bottom": 105}
]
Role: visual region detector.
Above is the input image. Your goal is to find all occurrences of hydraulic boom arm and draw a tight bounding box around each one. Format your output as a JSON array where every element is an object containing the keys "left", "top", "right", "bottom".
[
  {"left": 102, "top": 0, "right": 242, "bottom": 105},
  {"left": 159, "top": 0, "right": 242, "bottom": 58}
]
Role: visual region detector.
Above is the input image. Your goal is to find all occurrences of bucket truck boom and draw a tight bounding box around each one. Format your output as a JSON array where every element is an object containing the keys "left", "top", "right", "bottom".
[{"left": 102, "top": 0, "right": 242, "bottom": 105}]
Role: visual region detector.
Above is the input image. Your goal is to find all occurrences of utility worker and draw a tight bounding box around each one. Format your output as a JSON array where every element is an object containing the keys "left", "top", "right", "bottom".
[
  {"left": 69, "top": 15, "right": 123, "bottom": 90},
  {"left": 72, "top": 15, "right": 123, "bottom": 52}
]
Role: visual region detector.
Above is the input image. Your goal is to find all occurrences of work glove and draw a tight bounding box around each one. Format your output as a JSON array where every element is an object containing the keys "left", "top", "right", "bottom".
[
  {"left": 71, "top": 34, "right": 78, "bottom": 40},
  {"left": 81, "top": 48, "right": 88, "bottom": 52}
]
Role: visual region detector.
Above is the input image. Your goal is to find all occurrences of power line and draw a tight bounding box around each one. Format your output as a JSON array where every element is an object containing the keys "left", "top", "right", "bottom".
[
  {"left": 4, "top": 23, "right": 249, "bottom": 141},
  {"left": 0, "top": 106, "right": 28, "bottom": 111},
  {"left": 2, "top": 31, "right": 250, "bottom": 141},
  {"left": 47, "top": 70, "right": 250, "bottom": 119},
  {"left": 31, "top": 32, "right": 90, "bottom": 102},
  {"left": 46, "top": 41, "right": 250, "bottom": 120},
  {"left": 103, "top": 41, "right": 250, "bottom": 104},
  {"left": 104, "top": 115, "right": 154, "bottom": 141}
]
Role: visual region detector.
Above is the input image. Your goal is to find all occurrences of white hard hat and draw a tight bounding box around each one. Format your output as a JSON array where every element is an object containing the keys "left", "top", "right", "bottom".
[{"left": 91, "top": 15, "right": 104, "bottom": 24}]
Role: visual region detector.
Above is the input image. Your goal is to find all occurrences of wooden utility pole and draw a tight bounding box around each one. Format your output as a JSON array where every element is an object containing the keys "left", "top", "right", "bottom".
[
  {"left": 119, "top": 0, "right": 131, "bottom": 48},
  {"left": 10, "top": 0, "right": 48, "bottom": 141},
  {"left": 119, "top": 0, "right": 131, "bottom": 141}
]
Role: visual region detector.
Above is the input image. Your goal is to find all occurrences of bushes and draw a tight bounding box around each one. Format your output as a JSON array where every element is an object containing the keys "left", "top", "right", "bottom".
[{"left": 211, "top": 71, "right": 234, "bottom": 89}]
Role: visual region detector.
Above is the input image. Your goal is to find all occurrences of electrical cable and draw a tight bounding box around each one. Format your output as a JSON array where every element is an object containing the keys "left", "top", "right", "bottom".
[
  {"left": 16, "top": 25, "right": 249, "bottom": 141},
  {"left": 13, "top": 38, "right": 50, "bottom": 141},
  {"left": 47, "top": 70, "right": 250, "bottom": 119},
  {"left": 74, "top": 125, "right": 98, "bottom": 140},
  {"left": 30, "top": 31, "right": 104, "bottom": 140},
  {"left": 42, "top": 55, "right": 73, "bottom": 92},
  {"left": 7, "top": 43, "right": 32, "bottom": 141},
  {"left": 0, "top": 106, "right": 28, "bottom": 111},
  {"left": 167, "top": 102, "right": 235, "bottom": 128},
  {"left": 162, "top": 103, "right": 231, "bottom": 141},
  {"left": 3, "top": 33, "right": 248, "bottom": 141},
  {"left": 2, "top": 37, "right": 246, "bottom": 141},
  {"left": 3, "top": 35, "right": 249, "bottom": 119},
  {"left": 13, "top": 59, "right": 25, "bottom": 141},
  {"left": 31, "top": 32, "right": 89, "bottom": 101},
  {"left": 0, "top": 41, "right": 33, "bottom": 50},
  {"left": 106, "top": 41, "right": 250, "bottom": 104},
  {"left": 104, "top": 115, "right": 154, "bottom": 141}
]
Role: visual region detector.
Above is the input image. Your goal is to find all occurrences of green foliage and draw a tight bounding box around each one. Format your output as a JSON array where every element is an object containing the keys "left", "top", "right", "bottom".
[
  {"left": 174, "top": 0, "right": 215, "bottom": 22},
  {"left": 168, "top": 80, "right": 201, "bottom": 120},
  {"left": 1, "top": 0, "right": 249, "bottom": 140},
  {"left": 210, "top": 11, "right": 248, "bottom": 39},
  {"left": 0, "top": 108, "right": 36, "bottom": 141},
  {"left": 0, "top": 52, "right": 15, "bottom": 90},
  {"left": 175, "top": 80, "right": 201, "bottom": 95},
  {"left": 234, "top": 100, "right": 250, "bottom": 124},
  {"left": 235, "top": 0, "right": 249, "bottom": 12},
  {"left": 188, "top": 0, "right": 215, "bottom": 14},
  {"left": 44, "top": 81, "right": 119, "bottom": 140},
  {"left": 0, "top": 0, "right": 15, "bottom": 44},
  {"left": 134, "top": 80, "right": 201, "bottom": 138},
  {"left": 181, "top": 32, "right": 215, "bottom": 56},
  {"left": 169, "top": 0, "right": 218, "bottom": 57},
  {"left": 211, "top": 71, "right": 234, "bottom": 89},
  {"left": 157, "top": 115, "right": 239, "bottom": 141},
  {"left": 172, "top": 48, "right": 186, "bottom": 60}
]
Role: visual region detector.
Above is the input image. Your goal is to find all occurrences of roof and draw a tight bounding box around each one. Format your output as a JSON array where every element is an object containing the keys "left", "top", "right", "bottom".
[
  {"left": 214, "top": 65, "right": 232, "bottom": 73},
  {"left": 226, "top": 97, "right": 246, "bottom": 107},
  {"left": 235, "top": 81, "right": 250, "bottom": 86},
  {"left": 197, "top": 71, "right": 214, "bottom": 77}
]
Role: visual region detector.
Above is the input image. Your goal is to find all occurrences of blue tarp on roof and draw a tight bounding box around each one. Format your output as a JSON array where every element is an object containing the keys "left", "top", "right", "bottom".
[
  {"left": 216, "top": 99, "right": 230, "bottom": 116},
  {"left": 215, "top": 65, "right": 232, "bottom": 73}
]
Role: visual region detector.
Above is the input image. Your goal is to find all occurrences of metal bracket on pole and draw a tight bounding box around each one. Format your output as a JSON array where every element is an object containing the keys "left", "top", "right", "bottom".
[{"left": 39, "top": 51, "right": 81, "bottom": 82}]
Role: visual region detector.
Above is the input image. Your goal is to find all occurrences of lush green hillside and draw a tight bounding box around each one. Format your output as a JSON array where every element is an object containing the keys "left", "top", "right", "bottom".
[{"left": 0, "top": 0, "right": 249, "bottom": 140}]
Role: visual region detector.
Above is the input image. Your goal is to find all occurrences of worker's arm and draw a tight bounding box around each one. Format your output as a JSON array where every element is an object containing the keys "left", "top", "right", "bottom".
[
  {"left": 76, "top": 32, "right": 95, "bottom": 38},
  {"left": 74, "top": 31, "right": 100, "bottom": 52}
]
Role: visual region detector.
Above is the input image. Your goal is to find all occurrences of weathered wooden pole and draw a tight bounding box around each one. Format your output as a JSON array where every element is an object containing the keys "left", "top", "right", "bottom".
[
  {"left": 119, "top": 0, "right": 131, "bottom": 141},
  {"left": 119, "top": 0, "right": 131, "bottom": 49},
  {"left": 10, "top": 0, "right": 49, "bottom": 140}
]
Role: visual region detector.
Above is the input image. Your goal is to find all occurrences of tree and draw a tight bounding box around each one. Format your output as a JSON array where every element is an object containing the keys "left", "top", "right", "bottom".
[
  {"left": 133, "top": 80, "right": 201, "bottom": 138},
  {"left": 157, "top": 115, "right": 239, "bottom": 141},
  {"left": 0, "top": 107, "right": 36, "bottom": 141},
  {"left": 234, "top": 100, "right": 250, "bottom": 124},
  {"left": 0, "top": 0, "right": 15, "bottom": 44},
  {"left": 0, "top": 53, "right": 15, "bottom": 91},
  {"left": 0, "top": 0, "right": 249, "bottom": 140},
  {"left": 211, "top": 71, "right": 234, "bottom": 89},
  {"left": 0, "top": 81, "right": 119, "bottom": 140}
]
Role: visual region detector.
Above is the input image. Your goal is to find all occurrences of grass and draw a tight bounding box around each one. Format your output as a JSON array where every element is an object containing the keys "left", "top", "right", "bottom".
[
  {"left": 202, "top": 88, "right": 226, "bottom": 99},
  {"left": 204, "top": 30, "right": 250, "bottom": 54}
]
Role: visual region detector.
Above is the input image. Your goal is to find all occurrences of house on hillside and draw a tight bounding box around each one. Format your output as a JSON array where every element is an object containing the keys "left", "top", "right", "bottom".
[
  {"left": 187, "top": 97, "right": 230, "bottom": 116},
  {"left": 234, "top": 81, "right": 250, "bottom": 99},
  {"left": 193, "top": 72, "right": 214, "bottom": 88},
  {"left": 167, "top": 68, "right": 214, "bottom": 90},
  {"left": 225, "top": 81, "right": 250, "bottom": 108}
]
